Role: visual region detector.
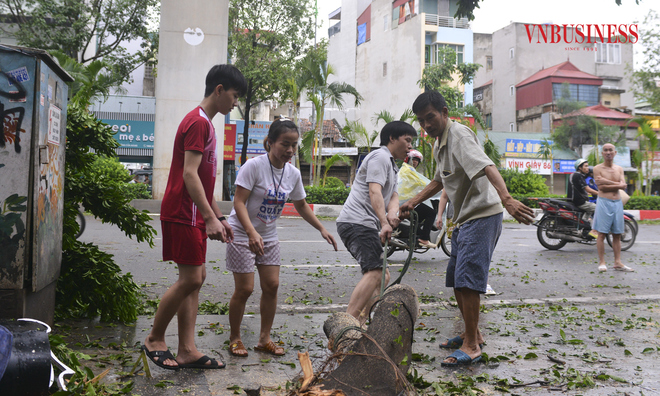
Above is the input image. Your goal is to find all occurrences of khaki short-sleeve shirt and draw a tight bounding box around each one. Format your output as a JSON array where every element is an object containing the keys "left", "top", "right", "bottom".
[{"left": 433, "top": 120, "right": 503, "bottom": 225}]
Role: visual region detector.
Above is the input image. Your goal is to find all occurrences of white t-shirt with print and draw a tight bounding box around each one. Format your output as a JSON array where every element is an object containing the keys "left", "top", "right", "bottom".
[{"left": 228, "top": 154, "right": 306, "bottom": 242}]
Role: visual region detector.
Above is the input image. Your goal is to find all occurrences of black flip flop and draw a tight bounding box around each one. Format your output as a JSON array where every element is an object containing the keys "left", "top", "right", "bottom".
[
  {"left": 178, "top": 355, "right": 225, "bottom": 369},
  {"left": 141, "top": 345, "right": 179, "bottom": 370}
]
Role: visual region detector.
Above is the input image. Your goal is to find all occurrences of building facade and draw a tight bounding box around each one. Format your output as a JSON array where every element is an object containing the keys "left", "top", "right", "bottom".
[
  {"left": 327, "top": 0, "right": 474, "bottom": 133},
  {"left": 473, "top": 23, "right": 634, "bottom": 132}
]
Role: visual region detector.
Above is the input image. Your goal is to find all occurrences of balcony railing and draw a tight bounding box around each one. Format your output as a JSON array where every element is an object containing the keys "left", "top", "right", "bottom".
[{"left": 424, "top": 13, "right": 470, "bottom": 29}]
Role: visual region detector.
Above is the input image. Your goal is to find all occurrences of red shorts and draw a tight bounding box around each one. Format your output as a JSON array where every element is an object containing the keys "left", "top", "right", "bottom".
[{"left": 161, "top": 221, "right": 207, "bottom": 266}]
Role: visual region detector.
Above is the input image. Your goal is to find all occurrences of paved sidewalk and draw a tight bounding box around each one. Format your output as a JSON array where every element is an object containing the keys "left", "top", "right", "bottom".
[{"left": 60, "top": 292, "right": 660, "bottom": 395}]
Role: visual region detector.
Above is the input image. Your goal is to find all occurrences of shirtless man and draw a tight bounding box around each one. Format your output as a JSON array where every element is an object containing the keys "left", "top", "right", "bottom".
[{"left": 593, "top": 143, "right": 633, "bottom": 272}]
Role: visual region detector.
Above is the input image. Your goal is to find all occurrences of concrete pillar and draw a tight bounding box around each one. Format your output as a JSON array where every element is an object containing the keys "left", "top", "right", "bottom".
[{"left": 153, "top": 0, "right": 229, "bottom": 200}]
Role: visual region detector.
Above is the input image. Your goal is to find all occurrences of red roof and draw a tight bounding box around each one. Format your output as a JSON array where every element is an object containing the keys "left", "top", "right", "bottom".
[
  {"left": 477, "top": 79, "right": 492, "bottom": 88},
  {"left": 554, "top": 104, "right": 638, "bottom": 128},
  {"left": 298, "top": 118, "right": 344, "bottom": 141},
  {"left": 516, "top": 61, "right": 601, "bottom": 88}
]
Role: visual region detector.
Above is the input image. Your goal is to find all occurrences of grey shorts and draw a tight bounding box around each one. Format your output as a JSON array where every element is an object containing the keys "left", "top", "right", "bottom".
[
  {"left": 337, "top": 222, "right": 384, "bottom": 274},
  {"left": 446, "top": 213, "right": 502, "bottom": 293}
]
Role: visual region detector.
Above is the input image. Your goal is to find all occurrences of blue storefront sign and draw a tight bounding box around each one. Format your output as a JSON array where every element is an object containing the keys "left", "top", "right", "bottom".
[
  {"left": 505, "top": 138, "right": 552, "bottom": 158},
  {"left": 102, "top": 119, "right": 155, "bottom": 149},
  {"left": 233, "top": 120, "right": 270, "bottom": 155}
]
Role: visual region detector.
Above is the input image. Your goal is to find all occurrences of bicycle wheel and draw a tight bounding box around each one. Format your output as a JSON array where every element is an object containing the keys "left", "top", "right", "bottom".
[
  {"left": 75, "top": 210, "right": 86, "bottom": 239},
  {"left": 440, "top": 232, "right": 451, "bottom": 257}
]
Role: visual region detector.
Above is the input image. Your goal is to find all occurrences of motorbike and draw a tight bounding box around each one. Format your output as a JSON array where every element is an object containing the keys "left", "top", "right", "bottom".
[
  {"left": 387, "top": 200, "right": 454, "bottom": 258},
  {"left": 534, "top": 198, "right": 637, "bottom": 251}
]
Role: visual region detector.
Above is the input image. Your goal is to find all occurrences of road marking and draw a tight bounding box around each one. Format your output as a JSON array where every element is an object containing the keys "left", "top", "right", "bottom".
[
  {"left": 280, "top": 240, "right": 328, "bottom": 243},
  {"left": 636, "top": 241, "right": 660, "bottom": 244},
  {"left": 281, "top": 264, "right": 403, "bottom": 268}
]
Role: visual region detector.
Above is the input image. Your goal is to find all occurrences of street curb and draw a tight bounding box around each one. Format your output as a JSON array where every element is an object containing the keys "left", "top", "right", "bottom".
[{"left": 130, "top": 200, "right": 660, "bottom": 221}]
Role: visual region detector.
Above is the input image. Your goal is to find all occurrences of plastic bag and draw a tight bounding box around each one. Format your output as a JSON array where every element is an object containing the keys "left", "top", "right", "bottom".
[{"left": 397, "top": 163, "right": 442, "bottom": 206}]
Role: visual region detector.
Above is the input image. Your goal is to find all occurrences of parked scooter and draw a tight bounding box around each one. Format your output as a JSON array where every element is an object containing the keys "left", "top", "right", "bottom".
[{"left": 534, "top": 198, "right": 637, "bottom": 251}]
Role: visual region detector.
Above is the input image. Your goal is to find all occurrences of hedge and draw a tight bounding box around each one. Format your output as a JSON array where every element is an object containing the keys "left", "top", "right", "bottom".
[
  {"left": 303, "top": 188, "right": 660, "bottom": 210},
  {"left": 304, "top": 186, "right": 350, "bottom": 205},
  {"left": 624, "top": 196, "right": 660, "bottom": 210},
  {"left": 512, "top": 194, "right": 660, "bottom": 210},
  {"left": 511, "top": 194, "right": 566, "bottom": 208}
]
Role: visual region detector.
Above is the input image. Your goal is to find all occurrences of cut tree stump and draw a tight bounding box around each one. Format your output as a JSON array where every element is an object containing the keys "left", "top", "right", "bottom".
[{"left": 319, "top": 284, "right": 419, "bottom": 395}]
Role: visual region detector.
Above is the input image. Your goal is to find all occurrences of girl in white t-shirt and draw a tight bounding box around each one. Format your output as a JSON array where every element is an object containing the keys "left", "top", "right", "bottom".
[{"left": 226, "top": 119, "right": 338, "bottom": 357}]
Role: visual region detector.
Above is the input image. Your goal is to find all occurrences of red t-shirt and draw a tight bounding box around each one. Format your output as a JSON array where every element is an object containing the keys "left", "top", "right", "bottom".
[{"left": 161, "top": 107, "right": 217, "bottom": 230}]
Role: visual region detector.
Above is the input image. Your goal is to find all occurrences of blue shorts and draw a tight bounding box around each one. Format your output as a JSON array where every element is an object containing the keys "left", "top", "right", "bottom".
[
  {"left": 593, "top": 197, "right": 624, "bottom": 235},
  {"left": 446, "top": 213, "right": 502, "bottom": 293}
]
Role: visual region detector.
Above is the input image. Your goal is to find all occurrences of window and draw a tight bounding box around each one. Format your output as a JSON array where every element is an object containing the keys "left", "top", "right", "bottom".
[
  {"left": 595, "top": 43, "right": 621, "bottom": 64},
  {"left": 604, "top": 100, "right": 611, "bottom": 105},
  {"left": 485, "top": 114, "right": 492, "bottom": 129},
  {"left": 509, "top": 47, "right": 514, "bottom": 59},
  {"left": 486, "top": 56, "right": 492, "bottom": 70},
  {"left": 428, "top": 43, "right": 464, "bottom": 66},
  {"left": 552, "top": 83, "right": 599, "bottom": 106},
  {"left": 384, "top": 15, "right": 388, "bottom": 31},
  {"left": 510, "top": 85, "right": 514, "bottom": 96},
  {"left": 509, "top": 122, "right": 515, "bottom": 132},
  {"left": 383, "top": 62, "right": 387, "bottom": 76}
]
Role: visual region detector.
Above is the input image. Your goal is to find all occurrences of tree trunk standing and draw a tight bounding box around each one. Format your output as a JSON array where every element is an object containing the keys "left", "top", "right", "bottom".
[
  {"left": 293, "top": 100, "right": 300, "bottom": 170},
  {"left": 319, "top": 284, "right": 419, "bottom": 395},
  {"left": 315, "top": 105, "right": 325, "bottom": 185},
  {"left": 240, "top": 82, "right": 253, "bottom": 166},
  {"left": 548, "top": 151, "right": 554, "bottom": 194}
]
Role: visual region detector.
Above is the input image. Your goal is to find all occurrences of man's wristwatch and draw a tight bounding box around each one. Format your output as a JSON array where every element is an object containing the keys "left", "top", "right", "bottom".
[{"left": 218, "top": 216, "right": 226, "bottom": 222}]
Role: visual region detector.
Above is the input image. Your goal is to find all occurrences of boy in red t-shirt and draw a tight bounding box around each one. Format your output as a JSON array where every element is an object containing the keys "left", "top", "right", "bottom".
[{"left": 142, "top": 64, "right": 246, "bottom": 370}]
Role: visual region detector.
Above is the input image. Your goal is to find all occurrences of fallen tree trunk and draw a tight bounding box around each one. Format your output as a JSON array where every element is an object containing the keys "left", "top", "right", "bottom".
[{"left": 319, "top": 284, "right": 419, "bottom": 396}]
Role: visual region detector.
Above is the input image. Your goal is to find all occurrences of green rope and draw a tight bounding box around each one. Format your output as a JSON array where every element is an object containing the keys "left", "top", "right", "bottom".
[{"left": 380, "top": 209, "right": 418, "bottom": 297}]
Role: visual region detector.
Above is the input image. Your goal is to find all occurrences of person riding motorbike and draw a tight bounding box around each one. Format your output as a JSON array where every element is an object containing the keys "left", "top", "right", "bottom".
[
  {"left": 585, "top": 166, "right": 598, "bottom": 204},
  {"left": 569, "top": 159, "right": 598, "bottom": 216},
  {"left": 404, "top": 150, "right": 437, "bottom": 248}
]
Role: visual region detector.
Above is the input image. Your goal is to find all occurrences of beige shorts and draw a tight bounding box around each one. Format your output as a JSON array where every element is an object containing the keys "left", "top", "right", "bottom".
[{"left": 225, "top": 241, "right": 280, "bottom": 273}]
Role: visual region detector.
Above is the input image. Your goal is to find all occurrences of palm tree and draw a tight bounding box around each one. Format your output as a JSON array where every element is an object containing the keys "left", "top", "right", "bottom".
[
  {"left": 322, "top": 153, "right": 351, "bottom": 187},
  {"left": 629, "top": 117, "right": 658, "bottom": 196},
  {"left": 371, "top": 108, "right": 415, "bottom": 126},
  {"left": 341, "top": 119, "right": 378, "bottom": 151},
  {"left": 305, "top": 58, "right": 363, "bottom": 185},
  {"left": 50, "top": 50, "right": 114, "bottom": 106},
  {"left": 284, "top": 60, "right": 315, "bottom": 169},
  {"left": 537, "top": 138, "right": 554, "bottom": 193}
]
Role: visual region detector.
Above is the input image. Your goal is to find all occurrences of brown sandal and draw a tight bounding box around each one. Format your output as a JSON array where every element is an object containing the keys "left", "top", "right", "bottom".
[
  {"left": 229, "top": 340, "right": 248, "bottom": 357},
  {"left": 254, "top": 340, "right": 285, "bottom": 356}
]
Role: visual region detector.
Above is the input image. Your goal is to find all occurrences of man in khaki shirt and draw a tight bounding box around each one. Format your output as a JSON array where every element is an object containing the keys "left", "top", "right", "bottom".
[
  {"left": 400, "top": 91, "right": 534, "bottom": 367},
  {"left": 593, "top": 143, "right": 633, "bottom": 272}
]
